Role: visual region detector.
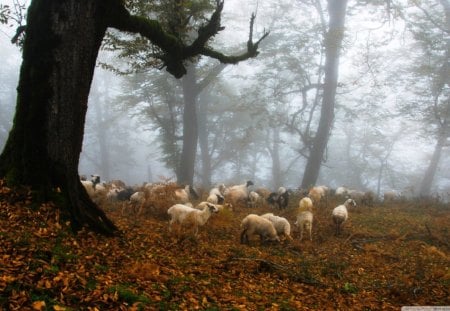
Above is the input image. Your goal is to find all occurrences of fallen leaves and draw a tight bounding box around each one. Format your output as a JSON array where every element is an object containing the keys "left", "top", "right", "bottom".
[{"left": 1, "top": 180, "right": 449, "bottom": 310}]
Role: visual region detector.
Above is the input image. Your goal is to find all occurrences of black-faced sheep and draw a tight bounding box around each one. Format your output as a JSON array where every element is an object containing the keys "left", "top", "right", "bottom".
[{"left": 266, "top": 187, "right": 290, "bottom": 209}]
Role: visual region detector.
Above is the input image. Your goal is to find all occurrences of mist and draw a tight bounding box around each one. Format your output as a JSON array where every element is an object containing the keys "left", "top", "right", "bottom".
[{"left": 0, "top": 0, "right": 449, "bottom": 200}]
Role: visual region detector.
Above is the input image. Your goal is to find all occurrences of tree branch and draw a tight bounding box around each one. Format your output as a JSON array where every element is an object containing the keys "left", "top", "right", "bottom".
[{"left": 108, "top": 1, "right": 269, "bottom": 78}]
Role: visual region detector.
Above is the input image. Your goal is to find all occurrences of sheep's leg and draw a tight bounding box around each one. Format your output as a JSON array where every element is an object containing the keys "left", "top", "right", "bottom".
[
  {"left": 308, "top": 226, "right": 312, "bottom": 241},
  {"left": 299, "top": 227, "right": 303, "bottom": 241},
  {"left": 240, "top": 230, "right": 248, "bottom": 244}
]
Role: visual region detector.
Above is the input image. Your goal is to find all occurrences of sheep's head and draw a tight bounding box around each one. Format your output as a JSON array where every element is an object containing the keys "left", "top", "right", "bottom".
[
  {"left": 345, "top": 199, "right": 357, "bottom": 207},
  {"left": 91, "top": 174, "right": 101, "bottom": 185},
  {"left": 207, "top": 203, "right": 219, "bottom": 213},
  {"left": 246, "top": 180, "right": 254, "bottom": 187}
]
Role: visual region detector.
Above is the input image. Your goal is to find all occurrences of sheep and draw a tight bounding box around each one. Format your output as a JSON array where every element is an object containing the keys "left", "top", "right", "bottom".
[
  {"left": 224, "top": 180, "right": 254, "bottom": 206},
  {"left": 260, "top": 213, "right": 293, "bottom": 240},
  {"left": 298, "top": 197, "right": 313, "bottom": 212},
  {"left": 295, "top": 211, "right": 313, "bottom": 241},
  {"left": 266, "top": 187, "right": 290, "bottom": 209},
  {"left": 383, "top": 190, "right": 399, "bottom": 203},
  {"left": 240, "top": 214, "right": 280, "bottom": 245},
  {"left": 332, "top": 199, "right": 356, "bottom": 236},
  {"left": 207, "top": 193, "right": 224, "bottom": 204},
  {"left": 167, "top": 202, "right": 219, "bottom": 236},
  {"left": 174, "top": 184, "right": 199, "bottom": 204},
  {"left": 308, "top": 185, "right": 328, "bottom": 205},
  {"left": 81, "top": 174, "right": 105, "bottom": 197},
  {"left": 248, "top": 191, "right": 262, "bottom": 208},
  {"left": 335, "top": 186, "right": 349, "bottom": 197}
]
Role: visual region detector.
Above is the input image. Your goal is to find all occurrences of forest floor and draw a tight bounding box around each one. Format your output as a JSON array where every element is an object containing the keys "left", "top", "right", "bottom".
[{"left": 1, "top": 180, "right": 449, "bottom": 310}]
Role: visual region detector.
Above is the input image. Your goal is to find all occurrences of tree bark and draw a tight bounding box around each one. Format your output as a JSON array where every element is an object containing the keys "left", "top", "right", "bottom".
[
  {"left": 301, "top": 0, "right": 348, "bottom": 189},
  {"left": 419, "top": 135, "right": 446, "bottom": 197},
  {"left": 0, "top": 0, "right": 117, "bottom": 234},
  {"left": 178, "top": 64, "right": 198, "bottom": 185}
]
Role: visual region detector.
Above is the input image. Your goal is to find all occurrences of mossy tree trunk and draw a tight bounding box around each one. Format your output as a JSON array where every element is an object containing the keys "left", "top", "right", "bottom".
[
  {"left": 0, "top": 0, "right": 266, "bottom": 234},
  {"left": 0, "top": 0, "right": 117, "bottom": 234}
]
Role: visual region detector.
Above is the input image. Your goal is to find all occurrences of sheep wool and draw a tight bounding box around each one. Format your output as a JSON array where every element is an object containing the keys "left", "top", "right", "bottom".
[
  {"left": 296, "top": 211, "right": 313, "bottom": 241},
  {"left": 167, "top": 202, "right": 218, "bottom": 236},
  {"left": 298, "top": 197, "right": 313, "bottom": 212},
  {"left": 332, "top": 199, "right": 356, "bottom": 235},
  {"left": 260, "top": 213, "right": 292, "bottom": 240},
  {"left": 240, "top": 214, "right": 280, "bottom": 245}
]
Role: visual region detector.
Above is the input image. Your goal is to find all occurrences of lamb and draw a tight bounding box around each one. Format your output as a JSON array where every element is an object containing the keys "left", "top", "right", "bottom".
[
  {"left": 167, "top": 202, "right": 219, "bottom": 236},
  {"left": 260, "top": 213, "right": 293, "bottom": 240},
  {"left": 332, "top": 198, "right": 356, "bottom": 236},
  {"left": 298, "top": 197, "right": 313, "bottom": 212},
  {"left": 240, "top": 214, "right": 280, "bottom": 245},
  {"left": 295, "top": 211, "right": 313, "bottom": 241},
  {"left": 174, "top": 184, "right": 199, "bottom": 204}
]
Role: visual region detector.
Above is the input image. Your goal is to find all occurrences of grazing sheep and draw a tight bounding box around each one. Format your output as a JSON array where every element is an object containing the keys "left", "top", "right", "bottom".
[
  {"left": 260, "top": 213, "right": 293, "bottom": 240},
  {"left": 81, "top": 174, "right": 105, "bottom": 197},
  {"left": 240, "top": 214, "right": 280, "bottom": 245},
  {"left": 383, "top": 190, "right": 399, "bottom": 203},
  {"left": 248, "top": 191, "right": 262, "bottom": 208},
  {"left": 295, "top": 211, "right": 313, "bottom": 241},
  {"left": 347, "top": 189, "right": 365, "bottom": 204},
  {"left": 167, "top": 202, "right": 218, "bottom": 236},
  {"left": 267, "top": 187, "right": 290, "bottom": 209},
  {"left": 174, "top": 184, "right": 199, "bottom": 204},
  {"left": 207, "top": 193, "right": 224, "bottom": 204},
  {"left": 332, "top": 199, "right": 356, "bottom": 236},
  {"left": 224, "top": 180, "right": 254, "bottom": 206},
  {"left": 335, "top": 186, "right": 349, "bottom": 197},
  {"left": 298, "top": 197, "right": 313, "bottom": 212},
  {"left": 308, "top": 185, "right": 328, "bottom": 205}
]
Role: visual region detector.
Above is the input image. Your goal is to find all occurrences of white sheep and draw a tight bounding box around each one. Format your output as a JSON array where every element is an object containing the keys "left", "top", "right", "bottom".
[
  {"left": 167, "top": 202, "right": 218, "bottom": 236},
  {"left": 206, "top": 193, "right": 224, "bottom": 204},
  {"left": 248, "top": 191, "right": 261, "bottom": 208},
  {"left": 224, "top": 180, "right": 254, "bottom": 206},
  {"left": 174, "top": 184, "right": 199, "bottom": 204},
  {"left": 335, "top": 186, "right": 349, "bottom": 197},
  {"left": 260, "top": 213, "right": 293, "bottom": 240},
  {"left": 81, "top": 174, "right": 105, "bottom": 197},
  {"left": 308, "top": 185, "right": 327, "bottom": 205},
  {"left": 298, "top": 197, "right": 313, "bottom": 212},
  {"left": 240, "top": 214, "right": 280, "bottom": 245},
  {"left": 332, "top": 198, "right": 356, "bottom": 235},
  {"left": 295, "top": 211, "right": 313, "bottom": 241}
]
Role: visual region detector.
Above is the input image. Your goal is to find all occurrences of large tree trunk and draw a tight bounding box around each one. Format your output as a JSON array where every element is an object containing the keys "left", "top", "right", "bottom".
[
  {"left": 177, "top": 64, "right": 198, "bottom": 185},
  {"left": 301, "top": 0, "right": 348, "bottom": 189},
  {"left": 0, "top": 0, "right": 117, "bottom": 234}
]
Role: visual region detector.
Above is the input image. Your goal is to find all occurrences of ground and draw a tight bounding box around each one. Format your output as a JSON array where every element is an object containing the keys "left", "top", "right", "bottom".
[{"left": 1, "top": 180, "right": 449, "bottom": 310}]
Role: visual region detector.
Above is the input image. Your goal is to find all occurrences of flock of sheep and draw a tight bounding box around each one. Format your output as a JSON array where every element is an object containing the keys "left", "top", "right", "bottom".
[{"left": 80, "top": 175, "right": 371, "bottom": 244}]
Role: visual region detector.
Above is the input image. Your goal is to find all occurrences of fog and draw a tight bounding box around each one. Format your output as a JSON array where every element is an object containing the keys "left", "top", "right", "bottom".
[{"left": 0, "top": 0, "right": 449, "bottom": 199}]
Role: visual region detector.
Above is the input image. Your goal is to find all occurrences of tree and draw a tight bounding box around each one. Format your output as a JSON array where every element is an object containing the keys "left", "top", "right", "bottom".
[
  {"left": 0, "top": 0, "right": 267, "bottom": 235},
  {"left": 301, "top": 0, "right": 348, "bottom": 188}
]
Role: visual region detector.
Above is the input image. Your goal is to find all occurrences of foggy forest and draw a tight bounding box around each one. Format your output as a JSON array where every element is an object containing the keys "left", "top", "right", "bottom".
[
  {"left": 0, "top": 0, "right": 449, "bottom": 310},
  {"left": 1, "top": 0, "right": 449, "bottom": 200}
]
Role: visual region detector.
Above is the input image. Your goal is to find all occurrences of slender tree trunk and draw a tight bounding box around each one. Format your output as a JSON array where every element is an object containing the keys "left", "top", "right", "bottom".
[
  {"left": 178, "top": 64, "right": 198, "bottom": 185},
  {"left": 0, "top": 0, "right": 117, "bottom": 234},
  {"left": 301, "top": 0, "right": 348, "bottom": 189},
  {"left": 198, "top": 97, "right": 212, "bottom": 187},
  {"left": 270, "top": 128, "right": 282, "bottom": 189},
  {"left": 419, "top": 135, "right": 446, "bottom": 197}
]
